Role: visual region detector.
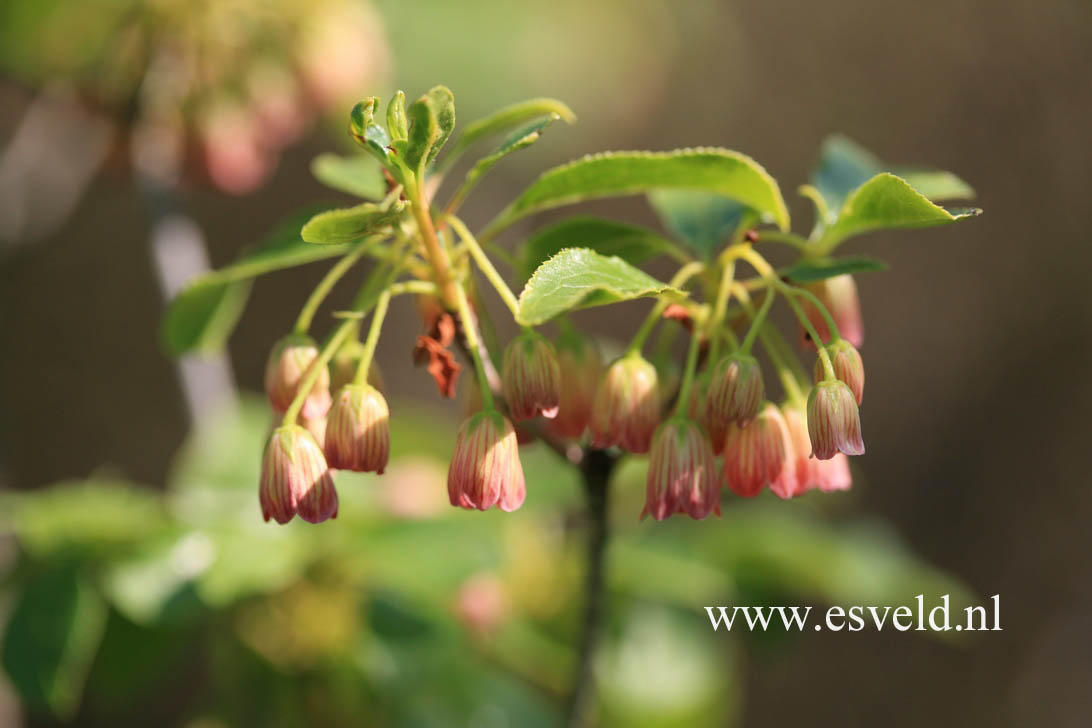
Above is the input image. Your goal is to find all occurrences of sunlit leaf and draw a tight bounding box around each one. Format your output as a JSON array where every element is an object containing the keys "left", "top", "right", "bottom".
[
  {"left": 405, "top": 85, "right": 455, "bottom": 171},
  {"left": 812, "top": 135, "right": 974, "bottom": 223},
  {"left": 311, "top": 153, "right": 386, "bottom": 199},
  {"left": 450, "top": 97, "right": 576, "bottom": 158},
  {"left": 161, "top": 208, "right": 351, "bottom": 356},
  {"left": 484, "top": 148, "right": 789, "bottom": 238},
  {"left": 300, "top": 198, "right": 405, "bottom": 244},
  {"left": 821, "top": 173, "right": 981, "bottom": 249},
  {"left": 349, "top": 97, "right": 392, "bottom": 164},
  {"left": 781, "top": 255, "right": 888, "bottom": 283},
  {"left": 386, "top": 90, "right": 408, "bottom": 143},
  {"left": 1, "top": 565, "right": 107, "bottom": 718},
  {"left": 648, "top": 189, "right": 752, "bottom": 257},
  {"left": 517, "top": 216, "right": 679, "bottom": 283},
  {"left": 517, "top": 248, "right": 680, "bottom": 325}
]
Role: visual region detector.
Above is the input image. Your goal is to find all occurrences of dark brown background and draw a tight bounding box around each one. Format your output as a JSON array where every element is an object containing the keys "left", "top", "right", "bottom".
[{"left": 2, "top": 0, "right": 1090, "bottom": 725}]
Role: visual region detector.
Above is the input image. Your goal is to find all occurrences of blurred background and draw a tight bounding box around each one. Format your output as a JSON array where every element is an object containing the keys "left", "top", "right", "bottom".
[{"left": 1, "top": 0, "right": 1090, "bottom": 726}]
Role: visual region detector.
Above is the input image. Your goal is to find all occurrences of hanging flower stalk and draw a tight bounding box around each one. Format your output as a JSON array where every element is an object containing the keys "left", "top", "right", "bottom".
[{"left": 163, "top": 85, "right": 980, "bottom": 719}]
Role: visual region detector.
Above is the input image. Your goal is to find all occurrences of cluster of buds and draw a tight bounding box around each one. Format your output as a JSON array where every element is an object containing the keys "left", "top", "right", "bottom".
[{"left": 258, "top": 336, "right": 391, "bottom": 525}]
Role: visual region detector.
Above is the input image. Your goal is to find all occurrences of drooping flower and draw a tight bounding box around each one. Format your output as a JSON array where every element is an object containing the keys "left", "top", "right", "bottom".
[
  {"left": 783, "top": 403, "right": 853, "bottom": 494},
  {"left": 807, "top": 381, "right": 865, "bottom": 460},
  {"left": 501, "top": 330, "right": 561, "bottom": 421},
  {"left": 801, "top": 274, "right": 864, "bottom": 348},
  {"left": 549, "top": 328, "right": 602, "bottom": 438},
  {"left": 590, "top": 353, "right": 661, "bottom": 453},
  {"left": 259, "top": 425, "right": 338, "bottom": 525},
  {"left": 447, "top": 409, "right": 526, "bottom": 512},
  {"left": 688, "top": 372, "right": 728, "bottom": 455},
  {"left": 643, "top": 418, "right": 720, "bottom": 520},
  {"left": 324, "top": 384, "right": 390, "bottom": 473},
  {"left": 708, "top": 353, "right": 764, "bottom": 426},
  {"left": 264, "top": 334, "right": 331, "bottom": 419},
  {"left": 813, "top": 339, "right": 865, "bottom": 405},
  {"left": 722, "top": 403, "right": 796, "bottom": 498}
]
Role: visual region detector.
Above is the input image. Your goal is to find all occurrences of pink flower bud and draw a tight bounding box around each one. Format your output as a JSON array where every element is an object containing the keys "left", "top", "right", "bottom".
[
  {"left": 708, "top": 353, "right": 764, "bottom": 426},
  {"left": 783, "top": 404, "right": 853, "bottom": 493},
  {"left": 447, "top": 410, "right": 526, "bottom": 512},
  {"left": 643, "top": 418, "right": 721, "bottom": 520},
  {"left": 501, "top": 331, "right": 561, "bottom": 421},
  {"left": 723, "top": 403, "right": 796, "bottom": 498},
  {"left": 259, "top": 425, "right": 338, "bottom": 525},
  {"left": 807, "top": 381, "right": 865, "bottom": 460},
  {"left": 264, "top": 335, "right": 331, "bottom": 420},
  {"left": 549, "top": 329, "right": 602, "bottom": 438},
  {"left": 324, "top": 384, "right": 390, "bottom": 474},
  {"left": 688, "top": 372, "right": 728, "bottom": 455},
  {"left": 813, "top": 339, "right": 865, "bottom": 405},
  {"left": 329, "top": 341, "right": 384, "bottom": 394},
  {"left": 590, "top": 354, "right": 661, "bottom": 454},
  {"left": 801, "top": 274, "right": 864, "bottom": 348}
]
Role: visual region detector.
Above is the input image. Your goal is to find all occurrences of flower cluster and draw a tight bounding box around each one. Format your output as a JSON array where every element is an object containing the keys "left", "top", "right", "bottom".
[{"left": 240, "top": 85, "right": 976, "bottom": 527}]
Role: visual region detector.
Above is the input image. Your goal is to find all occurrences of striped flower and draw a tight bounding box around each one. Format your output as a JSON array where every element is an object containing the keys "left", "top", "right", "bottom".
[
  {"left": 813, "top": 339, "right": 865, "bottom": 405},
  {"left": 501, "top": 330, "right": 562, "bottom": 421},
  {"left": 590, "top": 354, "right": 660, "bottom": 454},
  {"left": 264, "top": 334, "right": 331, "bottom": 419},
  {"left": 643, "top": 418, "right": 720, "bottom": 520},
  {"left": 259, "top": 425, "right": 338, "bottom": 524},
  {"left": 447, "top": 409, "right": 526, "bottom": 512},
  {"left": 722, "top": 403, "right": 796, "bottom": 498},
  {"left": 549, "top": 328, "right": 602, "bottom": 438},
  {"left": 708, "top": 353, "right": 764, "bottom": 426},
  {"left": 807, "top": 381, "right": 865, "bottom": 460},
  {"left": 324, "top": 384, "right": 390, "bottom": 473}
]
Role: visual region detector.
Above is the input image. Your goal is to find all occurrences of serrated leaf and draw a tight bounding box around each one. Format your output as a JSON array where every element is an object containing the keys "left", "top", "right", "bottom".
[
  {"left": 445, "top": 97, "right": 576, "bottom": 166},
  {"left": 405, "top": 85, "right": 455, "bottom": 171},
  {"left": 781, "top": 255, "right": 888, "bottom": 283},
  {"left": 1, "top": 565, "right": 108, "bottom": 718},
  {"left": 449, "top": 115, "right": 562, "bottom": 212},
  {"left": 821, "top": 173, "right": 981, "bottom": 249},
  {"left": 161, "top": 209, "right": 357, "bottom": 356},
  {"left": 517, "top": 216, "right": 679, "bottom": 283},
  {"left": 484, "top": 148, "right": 789, "bottom": 238},
  {"left": 311, "top": 153, "right": 386, "bottom": 199},
  {"left": 300, "top": 198, "right": 405, "bottom": 244},
  {"left": 517, "top": 248, "right": 680, "bottom": 325},
  {"left": 648, "top": 189, "right": 752, "bottom": 257},
  {"left": 812, "top": 135, "right": 974, "bottom": 222}
]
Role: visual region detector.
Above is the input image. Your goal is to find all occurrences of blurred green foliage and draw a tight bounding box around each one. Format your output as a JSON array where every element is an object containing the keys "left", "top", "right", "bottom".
[{"left": 0, "top": 398, "right": 973, "bottom": 725}]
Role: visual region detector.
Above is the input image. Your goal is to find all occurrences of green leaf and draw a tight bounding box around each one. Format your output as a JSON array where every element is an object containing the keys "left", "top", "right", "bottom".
[
  {"left": 517, "top": 248, "right": 680, "bottom": 325},
  {"left": 405, "top": 85, "right": 455, "bottom": 171},
  {"left": 448, "top": 97, "right": 576, "bottom": 160},
  {"left": 300, "top": 198, "right": 405, "bottom": 244},
  {"left": 781, "top": 255, "right": 889, "bottom": 283},
  {"left": 349, "top": 97, "right": 392, "bottom": 164},
  {"left": 1, "top": 565, "right": 108, "bottom": 718},
  {"left": 449, "top": 115, "right": 563, "bottom": 213},
  {"left": 647, "top": 189, "right": 752, "bottom": 257},
  {"left": 311, "top": 153, "right": 386, "bottom": 199},
  {"left": 517, "top": 216, "right": 680, "bottom": 283},
  {"left": 812, "top": 135, "right": 974, "bottom": 222},
  {"left": 484, "top": 148, "right": 789, "bottom": 238},
  {"left": 161, "top": 209, "right": 355, "bottom": 356},
  {"left": 821, "top": 173, "right": 981, "bottom": 249},
  {"left": 386, "top": 90, "right": 408, "bottom": 143}
]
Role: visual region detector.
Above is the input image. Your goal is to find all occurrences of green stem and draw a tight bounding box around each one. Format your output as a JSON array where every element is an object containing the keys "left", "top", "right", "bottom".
[
  {"left": 755, "top": 230, "right": 810, "bottom": 251},
  {"left": 787, "top": 286, "right": 843, "bottom": 342},
  {"left": 447, "top": 215, "right": 521, "bottom": 318},
  {"left": 353, "top": 288, "right": 391, "bottom": 386},
  {"left": 673, "top": 320, "right": 704, "bottom": 417},
  {"left": 731, "top": 284, "right": 806, "bottom": 406},
  {"left": 283, "top": 321, "right": 356, "bottom": 425},
  {"left": 706, "top": 259, "right": 736, "bottom": 363},
  {"left": 453, "top": 280, "right": 495, "bottom": 410},
  {"left": 739, "top": 285, "right": 775, "bottom": 355},
  {"left": 626, "top": 261, "right": 705, "bottom": 356},
  {"left": 293, "top": 243, "right": 372, "bottom": 334}
]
